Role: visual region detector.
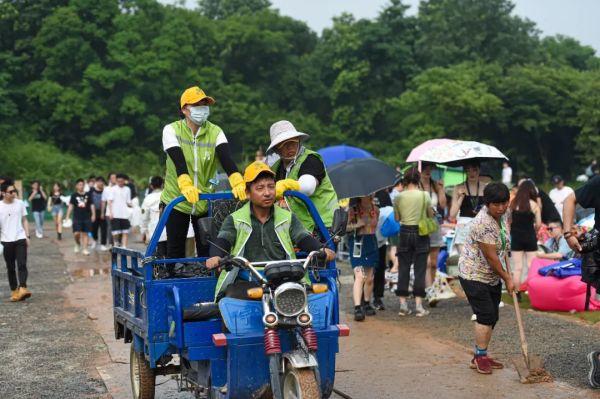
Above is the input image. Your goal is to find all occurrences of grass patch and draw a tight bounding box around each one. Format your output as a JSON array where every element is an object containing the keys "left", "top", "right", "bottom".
[{"left": 502, "top": 293, "right": 600, "bottom": 324}]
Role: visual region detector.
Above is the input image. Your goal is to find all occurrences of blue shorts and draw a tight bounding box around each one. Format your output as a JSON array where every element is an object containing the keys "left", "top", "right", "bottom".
[{"left": 349, "top": 234, "right": 379, "bottom": 268}]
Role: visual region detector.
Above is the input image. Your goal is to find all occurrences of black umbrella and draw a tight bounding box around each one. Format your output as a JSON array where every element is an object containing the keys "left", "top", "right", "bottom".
[{"left": 327, "top": 158, "right": 397, "bottom": 199}]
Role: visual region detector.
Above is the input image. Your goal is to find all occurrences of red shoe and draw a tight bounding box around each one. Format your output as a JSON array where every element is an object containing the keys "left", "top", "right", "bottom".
[
  {"left": 487, "top": 356, "right": 504, "bottom": 369},
  {"left": 470, "top": 356, "right": 492, "bottom": 374}
]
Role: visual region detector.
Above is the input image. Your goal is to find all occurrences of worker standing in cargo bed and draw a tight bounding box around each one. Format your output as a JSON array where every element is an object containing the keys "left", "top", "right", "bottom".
[{"left": 160, "top": 86, "right": 246, "bottom": 259}]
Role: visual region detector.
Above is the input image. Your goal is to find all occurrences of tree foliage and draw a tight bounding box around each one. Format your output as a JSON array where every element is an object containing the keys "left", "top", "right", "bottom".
[{"left": 0, "top": 0, "right": 598, "bottom": 184}]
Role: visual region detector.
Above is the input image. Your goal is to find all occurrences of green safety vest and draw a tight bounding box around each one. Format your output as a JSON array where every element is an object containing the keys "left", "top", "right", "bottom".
[
  {"left": 161, "top": 119, "right": 222, "bottom": 216},
  {"left": 273, "top": 149, "right": 339, "bottom": 232},
  {"left": 214, "top": 203, "right": 307, "bottom": 300}
]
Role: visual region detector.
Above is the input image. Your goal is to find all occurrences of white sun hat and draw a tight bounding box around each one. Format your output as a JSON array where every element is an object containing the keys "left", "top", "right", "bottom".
[{"left": 266, "top": 120, "right": 310, "bottom": 154}]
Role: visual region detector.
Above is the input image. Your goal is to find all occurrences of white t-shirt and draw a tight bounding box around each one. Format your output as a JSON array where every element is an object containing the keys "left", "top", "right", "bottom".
[
  {"left": 107, "top": 185, "right": 132, "bottom": 219},
  {"left": 102, "top": 185, "right": 113, "bottom": 216},
  {"left": 549, "top": 186, "right": 574, "bottom": 219},
  {"left": 0, "top": 199, "right": 28, "bottom": 242},
  {"left": 162, "top": 123, "right": 228, "bottom": 151},
  {"left": 502, "top": 166, "right": 512, "bottom": 185}
]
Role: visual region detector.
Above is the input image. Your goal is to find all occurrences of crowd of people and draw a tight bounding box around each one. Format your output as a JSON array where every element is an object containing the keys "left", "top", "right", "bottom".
[{"left": 2, "top": 84, "right": 599, "bottom": 386}]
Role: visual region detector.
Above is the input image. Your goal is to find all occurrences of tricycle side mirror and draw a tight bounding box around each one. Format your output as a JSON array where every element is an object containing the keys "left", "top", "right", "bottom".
[{"left": 331, "top": 208, "right": 348, "bottom": 238}]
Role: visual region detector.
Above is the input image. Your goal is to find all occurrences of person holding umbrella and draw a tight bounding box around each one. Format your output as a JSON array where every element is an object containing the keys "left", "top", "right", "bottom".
[
  {"left": 267, "top": 120, "right": 339, "bottom": 233},
  {"left": 449, "top": 160, "right": 488, "bottom": 255}
]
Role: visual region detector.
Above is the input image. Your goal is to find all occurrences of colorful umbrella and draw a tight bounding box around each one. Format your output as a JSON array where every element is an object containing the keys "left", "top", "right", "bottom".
[{"left": 406, "top": 138, "right": 456, "bottom": 162}]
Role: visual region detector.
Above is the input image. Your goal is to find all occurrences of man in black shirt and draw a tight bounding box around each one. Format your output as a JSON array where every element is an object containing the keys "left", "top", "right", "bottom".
[
  {"left": 65, "top": 179, "right": 96, "bottom": 256},
  {"left": 563, "top": 175, "right": 600, "bottom": 388}
]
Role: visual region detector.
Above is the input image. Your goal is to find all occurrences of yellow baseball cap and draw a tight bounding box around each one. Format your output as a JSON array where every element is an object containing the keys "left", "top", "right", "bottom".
[
  {"left": 180, "top": 86, "right": 215, "bottom": 109},
  {"left": 243, "top": 161, "right": 275, "bottom": 183}
]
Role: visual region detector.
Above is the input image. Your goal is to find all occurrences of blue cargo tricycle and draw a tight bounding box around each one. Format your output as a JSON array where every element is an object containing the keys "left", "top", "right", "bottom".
[{"left": 111, "top": 192, "right": 349, "bottom": 399}]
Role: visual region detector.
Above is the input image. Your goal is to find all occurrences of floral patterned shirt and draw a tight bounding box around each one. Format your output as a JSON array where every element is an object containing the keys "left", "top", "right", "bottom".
[{"left": 458, "top": 206, "right": 508, "bottom": 285}]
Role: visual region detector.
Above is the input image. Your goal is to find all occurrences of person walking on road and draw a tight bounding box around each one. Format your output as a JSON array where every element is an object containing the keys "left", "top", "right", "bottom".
[
  {"left": 91, "top": 177, "right": 108, "bottom": 250},
  {"left": 458, "top": 183, "right": 512, "bottom": 375},
  {"left": 48, "top": 182, "right": 64, "bottom": 240},
  {"left": 28, "top": 180, "right": 47, "bottom": 239},
  {"left": 347, "top": 196, "right": 380, "bottom": 321},
  {"left": 268, "top": 120, "right": 339, "bottom": 234},
  {"left": 107, "top": 174, "right": 132, "bottom": 248},
  {"left": 394, "top": 168, "right": 432, "bottom": 317},
  {"left": 160, "top": 85, "right": 246, "bottom": 258},
  {"left": 65, "top": 179, "right": 95, "bottom": 255},
  {"left": 140, "top": 176, "right": 164, "bottom": 245},
  {"left": 0, "top": 180, "right": 32, "bottom": 302}
]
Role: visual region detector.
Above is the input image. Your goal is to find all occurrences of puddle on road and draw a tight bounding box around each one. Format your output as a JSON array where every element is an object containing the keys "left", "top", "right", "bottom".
[{"left": 70, "top": 267, "right": 110, "bottom": 278}]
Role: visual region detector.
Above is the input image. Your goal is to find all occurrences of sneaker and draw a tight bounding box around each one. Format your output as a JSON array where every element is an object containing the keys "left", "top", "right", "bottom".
[
  {"left": 354, "top": 306, "right": 365, "bottom": 322},
  {"left": 471, "top": 355, "right": 492, "bottom": 374},
  {"left": 415, "top": 305, "right": 430, "bottom": 317},
  {"left": 18, "top": 287, "right": 31, "bottom": 301},
  {"left": 588, "top": 351, "right": 600, "bottom": 388},
  {"left": 373, "top": 298, "right": 385, "bottom": 311},
  {"left": 35, "top": 232, "right": 43, "bottom": 239},
  {"left": 470, "top": 314, "right": 477, "bottom": 322},
  {"left": 73, "top": 244, "right": 81, "bottom": 253},
  {"left": 10, "top": 290, "right": 20, "bottom": 302},
  {"left": 89, "top": 239, "right": 96, "bottom": 248},
  {"left": 499, "top": 301, "right": 505, "bottom": 308},
  {"left": 82, "top": 249, "right": 90, "bottom": 256},
  {"left": 398, "top": 303, "right": 412, "bottom": 316},
  {"left": 99, "top": 245, "right": 109, "bottom": 251},
  {"left": 364, "top": 303, "right": 377, "bottom": 316}
]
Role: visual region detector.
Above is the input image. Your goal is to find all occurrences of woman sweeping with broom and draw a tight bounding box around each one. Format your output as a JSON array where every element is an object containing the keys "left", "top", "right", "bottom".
[{"left": 458, "top": 182, "right": 513, "bottom": 374}]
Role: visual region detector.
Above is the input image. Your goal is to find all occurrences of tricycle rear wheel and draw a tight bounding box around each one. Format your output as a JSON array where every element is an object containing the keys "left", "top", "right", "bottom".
[
  {"left": 130, "top": 345, "right": 156, "bottom": 399},
  {"left": 282, "top": 367, "right": 320, "bottom": 399}
]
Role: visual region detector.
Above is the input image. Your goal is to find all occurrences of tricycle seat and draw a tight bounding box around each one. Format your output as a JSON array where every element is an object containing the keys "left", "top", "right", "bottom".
[{"left": 183, "top": 302, "right": 220, "bottom": 321}]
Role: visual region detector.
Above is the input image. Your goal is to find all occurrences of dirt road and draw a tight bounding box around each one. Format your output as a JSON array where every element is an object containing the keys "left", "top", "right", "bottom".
[{"left": 3, "top": 228, "right": 600, "bottom": 398}]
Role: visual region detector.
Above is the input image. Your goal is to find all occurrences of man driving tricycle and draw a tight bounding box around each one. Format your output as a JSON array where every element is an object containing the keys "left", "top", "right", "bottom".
[{"left": 205, "top": 161, "right": 336, "bottom": 299}]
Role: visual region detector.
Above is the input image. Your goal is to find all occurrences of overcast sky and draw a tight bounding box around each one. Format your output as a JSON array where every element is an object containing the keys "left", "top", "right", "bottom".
[{"left": 166, "top": 0, "right": 599, "bottom": 52}]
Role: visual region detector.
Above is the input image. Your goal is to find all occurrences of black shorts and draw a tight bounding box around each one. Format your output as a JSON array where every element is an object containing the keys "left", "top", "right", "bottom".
[
  {"left": 510, "top": 232, "right": 537, "bottom": 252},
  {"left": 111, "top": 218, "right": 131, "bottom": 235},
  {"left": 459, "top": 277, "right": 502, "bottom": 327},
  {"left": 73, "top": 219, "right": 92, "bottom": 233}
]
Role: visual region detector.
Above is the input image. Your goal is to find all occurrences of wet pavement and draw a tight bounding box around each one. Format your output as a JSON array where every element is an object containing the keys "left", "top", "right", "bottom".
[{"left": 3, "top": 225, "right": 600, "bottom": 398}]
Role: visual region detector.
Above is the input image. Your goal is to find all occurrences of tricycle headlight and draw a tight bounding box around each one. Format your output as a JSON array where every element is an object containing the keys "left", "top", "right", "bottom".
[{"left": 273, "top": 282, "right": 307, "bottom": 317}]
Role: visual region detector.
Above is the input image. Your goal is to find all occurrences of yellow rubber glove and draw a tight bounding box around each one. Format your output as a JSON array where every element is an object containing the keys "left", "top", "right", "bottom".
[
  {"left": 228, "top": 172, "right": 247, "bottom": 201},
  {"left": 177, "top": 174, "right": 199, "bottom": 204},
  {"left": 275, "top": 179, "right": 300, "bottom": 199}
]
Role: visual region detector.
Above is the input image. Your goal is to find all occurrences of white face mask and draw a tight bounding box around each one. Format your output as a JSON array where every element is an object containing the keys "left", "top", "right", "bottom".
[{"left": 189, "top": 105, "right": 210, "bottom": 125}]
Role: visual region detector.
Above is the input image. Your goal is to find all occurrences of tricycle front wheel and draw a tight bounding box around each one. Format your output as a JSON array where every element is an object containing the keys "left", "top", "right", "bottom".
[
  {"left": 130, "top": 345, "right": 156, "bottom": 399},
  {"left": 282, "top": 367, "right": 320, "bottom": 399}
]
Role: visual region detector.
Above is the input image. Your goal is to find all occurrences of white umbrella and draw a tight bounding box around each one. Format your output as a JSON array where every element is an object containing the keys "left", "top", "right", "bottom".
[{"left": 418, "top": 140, "right": 507, "bottom": 165}]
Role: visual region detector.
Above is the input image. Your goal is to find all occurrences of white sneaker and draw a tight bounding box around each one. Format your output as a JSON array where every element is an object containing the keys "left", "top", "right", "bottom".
[
  {"left": 471, "top": 314, "right": 477, "bottom": 321},
  {"left": 35, "top": 232, "right": 43, "bottom": 239},
  {"left": 88, "top": 240, "right": 96, "bottom": 248},
  {"left": 82, "top": 249, "right": 90, "bottom": 256},
  {"left": 499, "top": 301, "right": 505, "bottom": 308},
  {"left": 74, "top": 244, "right": 81, "bottom": 253},
  {"left": 398, "top": 303, "right": 412, "bottom": 316},
  {"left": 415, "top": 306, "right": 430, "bottom": 317},
  {"left": 99, "top": 245, "right": 109, "bottom": 251}
]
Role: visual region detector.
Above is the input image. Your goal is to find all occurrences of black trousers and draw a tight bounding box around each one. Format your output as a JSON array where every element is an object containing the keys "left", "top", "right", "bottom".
[
  {"left": 2, "top": 239, "right": 28, "bottom": 290},
  {"left": 165, "top": 207, "right": 209, "bottom": 259},
  {"left": 373, "top": 244, "right": 387, "bottom": 299},
  {"left": 92, "top": 209, "right": 107, "bottom": 245},
  {"left": 396, "top": 226, "right": 430, "bottom": 298}
]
